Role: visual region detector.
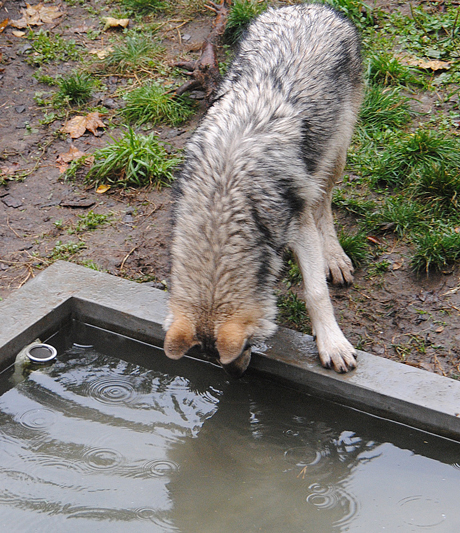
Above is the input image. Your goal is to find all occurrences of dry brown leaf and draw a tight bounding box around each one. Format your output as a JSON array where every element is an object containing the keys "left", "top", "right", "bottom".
[
  {"left": 398, "top": 53, "right": 451, "bottom": 71},
  {"left": 391, "top": 259, "right": 404, "bottom": 271},
  {"left": 102, "top": 17, "right": 129, "bottom": 31},
  {"left": 96, "top": 184, "right": 111, "bottom": 194},
  {"left": 84, "top": 112, "right": 106, "bottom": 136},
  {"left": 56, "top": 145, "right": 86, "bottom": 173},
  {"left": 88, "top": 46, "right": 113, "bottom": 59},
  {"left": 0, "top": 163, "right": 20, "bottom": 176},
  {"left": 0, "top": 18, "right": 8, "bottom": 33},
  {"left": 367, "top": 236, "right": 383, "bottom": 245},
  {"left": 61, "top": 112, "right": 105, "bottom": 139},
  {"left": 12, "top": 30, "right": 26, "bottom": 37},
  {"left": 11, "top": 3, "right": 63, "bottom": 29}
]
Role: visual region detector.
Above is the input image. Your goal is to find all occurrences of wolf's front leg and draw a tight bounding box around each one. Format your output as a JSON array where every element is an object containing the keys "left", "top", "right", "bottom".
[{"left": 292, "top": 215, "right": 357, "bottom": 372}]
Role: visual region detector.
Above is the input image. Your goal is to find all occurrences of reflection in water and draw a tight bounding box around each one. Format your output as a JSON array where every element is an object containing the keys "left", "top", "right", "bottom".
[{"left": 0, "top": 342, "right": 460, "bottom": 532}]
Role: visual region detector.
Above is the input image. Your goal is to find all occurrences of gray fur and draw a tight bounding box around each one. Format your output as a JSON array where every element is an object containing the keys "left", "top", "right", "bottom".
[{"left": 164, "top": 3, "right": 363, "bottom": 375}]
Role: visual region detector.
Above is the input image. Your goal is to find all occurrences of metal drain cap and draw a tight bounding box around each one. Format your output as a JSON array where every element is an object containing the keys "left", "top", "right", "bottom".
[{"left": 26, "top": 344, "right": 57, "bottom": 363}]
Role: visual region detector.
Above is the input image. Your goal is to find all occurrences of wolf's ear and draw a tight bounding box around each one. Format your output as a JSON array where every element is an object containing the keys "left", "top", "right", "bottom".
[
  {"left": 216, "top": 320, "right": 248, "bottom": 365},
  {"left": 164, "top": 316, "right": 197, "bottom": 360}
]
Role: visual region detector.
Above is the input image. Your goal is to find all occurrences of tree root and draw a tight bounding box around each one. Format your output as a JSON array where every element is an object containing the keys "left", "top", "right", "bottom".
[{"left": 175, "top": 1, "right": 231, "bottom": 103}]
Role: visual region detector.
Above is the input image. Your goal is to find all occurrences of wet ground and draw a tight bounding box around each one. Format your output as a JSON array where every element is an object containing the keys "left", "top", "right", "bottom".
[{"left": 1, "top": 1, "right": 460, "bottom": 377}]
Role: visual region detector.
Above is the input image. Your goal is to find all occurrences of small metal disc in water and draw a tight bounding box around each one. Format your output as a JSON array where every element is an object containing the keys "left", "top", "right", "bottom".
[{"left": 26, "top": 344, "right": 57, "bottom": 363}]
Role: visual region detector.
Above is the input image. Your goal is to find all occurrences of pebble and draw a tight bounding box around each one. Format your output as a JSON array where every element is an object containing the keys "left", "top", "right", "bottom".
[{"left": 1, "top": 195, "right": 23, "bottom": 208}]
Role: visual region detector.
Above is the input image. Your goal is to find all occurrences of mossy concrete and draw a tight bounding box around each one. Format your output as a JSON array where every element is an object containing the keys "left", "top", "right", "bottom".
[{"left": 1, "top": 261, "right": 460, "bottom": 440}]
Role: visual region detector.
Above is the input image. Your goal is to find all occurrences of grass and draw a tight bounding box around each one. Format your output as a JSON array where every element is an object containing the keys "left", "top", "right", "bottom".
[
  {"left": 105, "top": 33, "right": 165, "bottom": 74},
  {"left": 277, "top": 290, "right": 311, "bottom": 335},
  {"left": 366, "top": 51, "right": 421, "bottom": 87},
  {"left": 412, "top": 228, "right": 460, "bottom": 274},
  {"left": 338, "top": 230, "right": 369, "bottom": 268},
  {"left": 49, "top": 240, "right": 86, "bottom": 260},
  {"left": 75, "top": 211, "right": 110, "bottom": 232},
  {"left": 120, "top": 0, "right": 166, "bottom": 14},
  {"left": 225, "top": 0, "right": 268, "bottom": 44},
  {"left": 365, "top": 197, "right": 428, "bottom": 238},
  {"left": 371, "top": 129, "right": 460, "bottom": 188},
  {"left": 26, "top": 30, "right": 80, "bottom": 65},
  {"left": 325, "top": 0, "right": 375, "bottom": 31},
  {"left": 53, "top": 72, "right": 94, "bottom": 106},
  {"left": 122, "top": 82, "right": 195, "bottom": 126},
  {"left": 358, "top": 84, "right": 413, "bottom": 137},
  {"left": 85, "top": 128, "right": 181, "bottom": 189}
]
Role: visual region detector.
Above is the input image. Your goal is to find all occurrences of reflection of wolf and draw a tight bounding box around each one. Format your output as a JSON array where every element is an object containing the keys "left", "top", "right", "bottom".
[{"left": 164, "top": 4, "right": 363, "bottom": 377}]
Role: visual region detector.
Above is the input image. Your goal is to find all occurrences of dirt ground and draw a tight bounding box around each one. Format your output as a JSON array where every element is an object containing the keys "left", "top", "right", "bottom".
[{"left": 1, "top": 1, "right": 460, "bottom": 378}]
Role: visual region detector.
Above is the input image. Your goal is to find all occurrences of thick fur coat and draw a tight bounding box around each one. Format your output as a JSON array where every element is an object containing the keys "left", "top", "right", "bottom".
[{"left": 164, "top": 3, "right": 363, "bottom": 376}]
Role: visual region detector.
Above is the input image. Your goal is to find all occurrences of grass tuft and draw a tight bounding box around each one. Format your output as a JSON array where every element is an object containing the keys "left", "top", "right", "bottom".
[
  {"left": 122, "top": 82, "right": 194, "bottom": 125},
  {"left": 359, "top": 84, "right": 413, "bottom": 136},
  {"left": 120, "top": 0, "right": 166, "bottom": 14},
  {"left": 105, "top": 33, "right": 165, "bottom": 73},
  {"left": 26, "top": 30, "right": 80, "bottom": 65},
  {"left": 412, "top": 228, "right": 460, "bottom": 273},
  {"left": 366, "top": 51, "right": 420, "bottom": 87},
  {"left": 277, "top": 290, "right": 311, "bottom": 335},
  {"left": 85, "top": 128, "right": 181, "bottom": 189},
  {"left": 225, "top": 0, "right": 267, "bottom": 44},
  {"left": 338, "top": 230, "right": 369, "bottom": 268},
  {"left": 373, "top": 129, "right": 460, "bottom": 188},
  {"left": 54, "top": 72, "right": 94, "bottom": 106}
]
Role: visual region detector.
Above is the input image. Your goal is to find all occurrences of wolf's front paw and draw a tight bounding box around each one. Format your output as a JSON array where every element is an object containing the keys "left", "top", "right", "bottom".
[
  {"left": 324, "top": 248, "right": 354, "bottom": 286},
  {"left": 316, "top": 334, "right": 357, "bottom": 373}
]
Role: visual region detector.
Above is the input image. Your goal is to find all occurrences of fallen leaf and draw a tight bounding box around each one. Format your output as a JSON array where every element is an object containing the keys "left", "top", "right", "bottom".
[
  {"left": 0, "top": 163, "right": 20, "bottom": 176},
  {"left": 11, "top": 2, "right": 63, "bottom": 29},
  {"left": 397, "top": 53, "right": 451, "bottom": 71},
  {"left": 12, "top": 30, "right": 26, "bottom": 37},
  {"left": 84, "top": 112, "right": 106, "bottom": 136},
  {"left": 391, "top": 259, "right": 404, "bottom": 271},
  {"left": 96, "top": 184, "right": 111, "bottom": 194},
  {"left": 56, "top": 145, "right": 86, "bottom": 173},
  {"left": 367, "top": 236, "right": 382, "bottom": 245},
  {"left": 61, "top": 112, "right": 105, "bottom": 139},
  {"left": 73, "top": 24, "right": 93, "bottom": 34},
  {"left": 102, "top": 17, "right": 129, "bottom": 31},
  {"left": 0, "top": 18, "right": 8, "bottom": 33},
  {"left": 435, "top": 326, "right": 444, "bottom": 333},
  {"left": 88, "top": 46, "right": 113, "bottom": 60}
]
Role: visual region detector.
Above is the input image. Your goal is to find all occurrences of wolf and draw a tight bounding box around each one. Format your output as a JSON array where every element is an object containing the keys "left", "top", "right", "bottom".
[{"left": 163, "top": 3, "right": 363, "bottom": 377}]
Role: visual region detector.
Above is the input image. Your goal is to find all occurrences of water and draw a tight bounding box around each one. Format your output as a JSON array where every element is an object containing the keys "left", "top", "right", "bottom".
[{"left": 1, "top": 323, "right": 460, "bottom": 532}]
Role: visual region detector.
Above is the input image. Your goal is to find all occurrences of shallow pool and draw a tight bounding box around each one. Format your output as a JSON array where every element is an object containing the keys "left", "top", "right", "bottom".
[{"left": 1, "top": 322, "right": 460, "bottom": 532}]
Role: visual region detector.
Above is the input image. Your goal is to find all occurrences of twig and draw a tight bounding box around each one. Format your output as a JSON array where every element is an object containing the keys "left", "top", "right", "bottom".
[
  {"left": 6, "top": 216, "right": 21, "bottom": 238},
  {"left": 120, "top": 245, "right": 139, "bottom": 271}
]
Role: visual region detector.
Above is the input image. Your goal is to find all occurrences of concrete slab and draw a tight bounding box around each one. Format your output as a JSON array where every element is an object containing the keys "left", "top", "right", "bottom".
[{"left": 1, "top": 260, "right": 460, "bottom": 440}]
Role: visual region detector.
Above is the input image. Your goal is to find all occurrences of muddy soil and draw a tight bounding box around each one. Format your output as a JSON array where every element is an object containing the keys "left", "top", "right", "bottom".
[{"left": 1, "top": 1, "right": 460, "bottom": 378}]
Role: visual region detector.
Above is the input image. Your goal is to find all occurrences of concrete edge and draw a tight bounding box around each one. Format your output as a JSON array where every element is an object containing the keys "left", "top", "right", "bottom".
[{"left": 1, "top": 260, "right": 460, "bottom": 439}]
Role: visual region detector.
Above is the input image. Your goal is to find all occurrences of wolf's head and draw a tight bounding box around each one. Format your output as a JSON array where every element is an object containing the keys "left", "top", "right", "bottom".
[{"left": 163, "top": 305, "right": 275, "bottom": 378}]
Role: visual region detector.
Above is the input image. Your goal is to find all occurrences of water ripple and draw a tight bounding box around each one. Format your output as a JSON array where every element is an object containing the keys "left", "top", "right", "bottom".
[
  {"left": 306, "top": 482, "right": 359, "bottom": 527},
  {"left": 87, "top": 377, "right": 136, "bottom": 404},
  {"left": 83, "top": 448, "right": 123, "bottom": 471},
  {"left": 399, "top": 495, "right": 446, "bottom": 528},
  {"left": 284, "top": 447, "right": 322, "bottom": 467},
  {"left": 19, "top": 409, "right": 57, "bottom": 431},
  {"left": 142, "top": 459, "right": 179, "bottom": 478}
]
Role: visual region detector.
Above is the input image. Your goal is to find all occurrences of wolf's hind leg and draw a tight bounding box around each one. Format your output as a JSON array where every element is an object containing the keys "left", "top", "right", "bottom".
[
  {"left": 292, "top": 213, "right": 356, "bottom": 372},
  {"left": 314, "top": 190, "right": 354, "bottom": 285}
]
